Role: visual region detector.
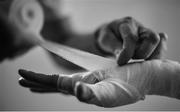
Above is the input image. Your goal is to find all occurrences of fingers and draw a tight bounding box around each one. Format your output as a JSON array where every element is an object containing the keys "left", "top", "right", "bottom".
[
  {"left": 56, "top": 71, "right": 106, "bottom": 94},
  {"left": 95, "top": 17, "right": 167, "bottom": 65},
  {"left": 19, "top": 69, "right": 59, "bottom": 87},
  {"left": 18, "top": 69, "right": 105, "bottom": 95},
  {"left": 18, "top": 69, "right": 79, "bottom": 94},
  {"left": 95, "top": 24, "right": 123, "bottom": 55},
  {"left": 116, "top": 23, "right": 137, "bottom": 65},
  {"left": 30, "top": 88, "right": 58, "bottom": 93},
  {"left": 146, "top": 32, "right": 168, "bottom": 60},
  {"left": 133, "top": 27, "right": 160, "bottom": 59},
  {"left": 19, "top": 70, "right": 59, "bottom": 93},
  {"left": 19, "top": 77, "right": 69, "bottom": 94},
  {"left": 19, "top": 77, "right": 54, "bottom": 89}
]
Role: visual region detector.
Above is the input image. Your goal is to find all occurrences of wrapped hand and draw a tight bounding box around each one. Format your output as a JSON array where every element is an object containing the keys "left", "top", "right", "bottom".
[{"left": 19, "top": 59, "right": 180, "bottom": 107}]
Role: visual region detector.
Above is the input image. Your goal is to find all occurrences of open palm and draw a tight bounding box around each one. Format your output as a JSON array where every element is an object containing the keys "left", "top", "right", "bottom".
[{"left": 19, "top": 59, "right": 180, "bottom": 107}]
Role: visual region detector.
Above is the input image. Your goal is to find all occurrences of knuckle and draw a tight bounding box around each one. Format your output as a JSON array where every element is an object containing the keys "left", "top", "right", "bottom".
[
  {"left": 124, "top": 16, "right": 134, "bottom": 21},
  {"left": 109, "top": 16, "right": 135, "bottom": 30},
  {"left": 119, "top": 22, "right": 138, "bottom": 41},
  {"left": 121, "top": 16, "right": 136, "bottom": 26},
  {"left": 159, "top": 32, "right": 168, "bottom": 40},
  {"left": 141, "top": 29, "right": 160, "bottom": 44},
  {"left": 150, "top": 31, "right": 160, "bottom": 44}
]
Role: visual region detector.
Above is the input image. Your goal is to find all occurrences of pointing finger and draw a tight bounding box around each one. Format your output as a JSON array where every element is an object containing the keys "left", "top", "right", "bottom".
[
  {"left": 134, "top": 28, "right": 160, "bottom": 59},
  {"left": 146, "top": 32, "right": 168, "bottom": 59},
  {"left": 18, "top": 69, "right": 59, "bottom": 87},
  {"left": 116, "top": 23, "right": 136, "bottom": 65},
  {"left": 19, "top": 77, "right": 55, "bottom": 89}
]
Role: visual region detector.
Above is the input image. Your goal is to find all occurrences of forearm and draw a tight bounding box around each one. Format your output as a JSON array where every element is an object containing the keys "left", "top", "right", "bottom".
[
  {"left": 117, "top": 60, "right": 180, "bottom": 99},
  {"left": 147, "top": 60, "right": 180, "bottom": 98}
]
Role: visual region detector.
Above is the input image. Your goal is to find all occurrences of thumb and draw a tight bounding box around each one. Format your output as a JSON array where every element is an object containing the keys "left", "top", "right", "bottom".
[
  {"left": 74, "top": 81, "right": 101, "bottom": 106},
  {"left": 116, "top": 23, "right": 136, "bottom": 66},
  {"left": 74, "top": 79, "right": 143, "bottom": 107}
]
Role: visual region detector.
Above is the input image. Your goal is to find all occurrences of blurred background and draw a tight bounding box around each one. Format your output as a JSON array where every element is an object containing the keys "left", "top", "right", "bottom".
[{"left": 0, "top": 0, "right": 180, "bottom": 110}]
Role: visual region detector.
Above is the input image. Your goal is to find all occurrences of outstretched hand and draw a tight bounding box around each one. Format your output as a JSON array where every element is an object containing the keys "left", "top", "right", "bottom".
[{"left": 19, "top": 60, "right": 180, "bottom": 107}]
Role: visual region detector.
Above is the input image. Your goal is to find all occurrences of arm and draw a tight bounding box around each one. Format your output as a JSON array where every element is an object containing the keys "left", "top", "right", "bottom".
[
  {"left": 42, "top": 16, "right": 168, "bottom": 70},
  {"left": 18, "top": 59, "right": 180, "bottom": 107},
  {"left": 0, "top": 0, "right": 167, "bottom": 69}
]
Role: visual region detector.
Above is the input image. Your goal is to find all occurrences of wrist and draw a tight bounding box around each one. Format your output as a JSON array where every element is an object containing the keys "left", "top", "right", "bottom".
[{"left": 147, "top": 60, "right": 180, "bottom": 99}]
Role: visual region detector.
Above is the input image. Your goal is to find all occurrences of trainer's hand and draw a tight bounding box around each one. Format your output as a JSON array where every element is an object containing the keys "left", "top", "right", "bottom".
[
  {"left": 95, "top": 17, "right": 168, "bottom": 65},
  {"left": 19, "top": 60, "right": 180, "bottom": 107}
]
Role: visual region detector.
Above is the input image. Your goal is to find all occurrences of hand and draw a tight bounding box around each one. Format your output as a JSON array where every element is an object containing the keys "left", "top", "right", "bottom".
[
  {"left": 95, "top": 17, "right": 168, "bottom": 65},
  {"left": 19, "top": 59, "right": 180, "bottom": 107}
]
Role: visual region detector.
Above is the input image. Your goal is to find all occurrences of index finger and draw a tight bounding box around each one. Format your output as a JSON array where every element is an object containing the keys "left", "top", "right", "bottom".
[
  {"left": 116, "top": 23, "right": 137, "bottom": 65},
  {"left": 18, "top": 69, "right": 59, "bottom": 87}
]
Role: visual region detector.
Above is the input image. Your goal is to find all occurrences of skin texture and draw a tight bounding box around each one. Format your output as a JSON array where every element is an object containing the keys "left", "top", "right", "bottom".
[{"left": 19, "top": 59, "right": 180, "bottom": 107}]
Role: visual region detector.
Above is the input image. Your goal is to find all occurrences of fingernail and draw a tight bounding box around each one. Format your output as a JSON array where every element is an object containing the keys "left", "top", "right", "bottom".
[
  {"left": 18, "top": 77, "right": 25, "bottom": 86},
  {"left": 75, "top": 82, "right": 93, "bottom": 102},
  {"left": 18, "top": 69, "right": 29, "bottom": 74},
  {"left": 18, "top": 77, "right": 24, "bottom": 81},
  {"left": 18, "top": 69, "right": 26, "bottom": 74}
]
